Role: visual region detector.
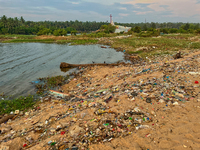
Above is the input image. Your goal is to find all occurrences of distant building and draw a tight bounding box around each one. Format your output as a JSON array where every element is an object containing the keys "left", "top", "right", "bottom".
[
  {"left": 111, "top": 20, "right": 115, "bottom": 26},
  {"left": 114, "top": 25, "right": 131, "bottom": 33},
  {"left": 109, "top": 14, "right": 131, "bottom": 33}
]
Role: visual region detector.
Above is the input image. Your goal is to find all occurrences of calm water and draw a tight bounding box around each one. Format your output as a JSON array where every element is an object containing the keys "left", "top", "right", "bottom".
[{"left": 0, "top": 43, "right": 124, "bottom": 98}]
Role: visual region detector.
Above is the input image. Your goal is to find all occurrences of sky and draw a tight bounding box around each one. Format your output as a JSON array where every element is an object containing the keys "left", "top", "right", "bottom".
[{"left": 0, "top": 0, "right": 200, "bottom": 23}]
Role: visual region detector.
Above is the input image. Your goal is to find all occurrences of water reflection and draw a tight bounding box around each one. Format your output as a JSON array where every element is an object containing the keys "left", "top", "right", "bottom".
[{"left": 0, "top": 43, "right": 124, "bottom": 98}]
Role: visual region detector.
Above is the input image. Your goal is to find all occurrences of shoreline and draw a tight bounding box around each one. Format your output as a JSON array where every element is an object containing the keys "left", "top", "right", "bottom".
[
  {"left": 1, "top": 33, "right": 200, "bottom": 108},
  {"left": 1, "top": 33, "right": 200, "bottom": 113}
]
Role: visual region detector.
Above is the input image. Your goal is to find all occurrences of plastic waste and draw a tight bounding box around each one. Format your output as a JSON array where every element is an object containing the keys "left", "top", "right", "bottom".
[
  {"left": 146, "top": 98, "right": 151, "bottom": 103},
  {"left": 31, "top": 80, "right": 40, "bottom": 84}
]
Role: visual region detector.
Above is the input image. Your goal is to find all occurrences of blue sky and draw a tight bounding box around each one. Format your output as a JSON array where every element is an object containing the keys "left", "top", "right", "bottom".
[{"left": 0, "top": 0, "right": 200, "bottom": 23}]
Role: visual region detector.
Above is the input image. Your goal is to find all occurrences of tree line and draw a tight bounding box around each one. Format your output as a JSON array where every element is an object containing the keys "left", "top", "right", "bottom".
[
  {"left": 0, "top": 15, "right": 109, "bottom": 35},
  {"left": 0, "top": 15, "right": 200, "bottom": 35}
]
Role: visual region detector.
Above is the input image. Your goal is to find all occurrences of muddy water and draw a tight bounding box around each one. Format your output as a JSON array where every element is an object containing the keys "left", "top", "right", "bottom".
[{"left": 0, "top": 43, "right": 124, "bottom": 98}]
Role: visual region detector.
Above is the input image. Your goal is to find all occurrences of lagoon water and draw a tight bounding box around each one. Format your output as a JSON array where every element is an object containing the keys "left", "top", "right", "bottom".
[{"left": 0, "top": 43, "right": 124, "bottom": 98}]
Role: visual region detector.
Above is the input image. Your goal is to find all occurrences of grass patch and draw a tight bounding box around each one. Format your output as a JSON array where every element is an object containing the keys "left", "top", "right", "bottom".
[
  {"left": 128, "top": 50, "right": 144, "bottom": 54},
  {"left": 70, "top": 39, "right": 98, "bottom": 45},
  {"left": 162, "top": 34, "right": 195, "bottom": 39},
  {"left": 1, "top": 36, "right": 98, "bottom": 45},
  {"left": 35, "top": 75, "right": 69, "bottom": 95},
  {"left": 111, "top": 34, "right": 200, "bottom": 57},
  {"left": 0, "top": 95, "right": 38, "bottom": 115},
  {"left": 56, "top": 40, "right": 68, "bottom": 44},
  {"left": 113, "top": 37, "right": 189, "bottom": 50},
  {"left": 0, "top": 34, "right": 36, "bottom": 39},
  {"left": 189, "top": 42, "right": 200, "bottom": 49},
  {"left": 2, "top": 39, "right": 55, "bottom": 43}
]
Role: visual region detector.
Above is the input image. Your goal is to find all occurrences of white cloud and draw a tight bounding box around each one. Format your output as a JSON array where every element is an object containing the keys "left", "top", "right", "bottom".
[
  {"left": 119, "top": 13, "right": 129, "bottom": 16},
  {"left": 119, "top": 7, "right": 127, "bottom": 10},
  {"left": 125, "top": 0, "right": 200, "bottom": 17},
  {"left": 71, "top": 2, "right": 79, "bottom": 4},
  {"left": 147, "top": 4, "right": 166, "bottom": 12}
]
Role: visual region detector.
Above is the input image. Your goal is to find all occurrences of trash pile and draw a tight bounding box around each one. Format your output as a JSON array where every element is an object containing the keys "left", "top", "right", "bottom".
[{"left": 0, "top": 50, "right": 200, "bottom": 150}]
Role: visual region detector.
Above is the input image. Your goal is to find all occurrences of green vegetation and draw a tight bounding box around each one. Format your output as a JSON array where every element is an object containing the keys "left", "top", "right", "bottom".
[
  {"left": 69, "top": 39, "right": 98, "bottom": 45},
  {"left": 2, "top": 39, "right": 55, "bottom": 43},
  {"left": 100, "top": 24, "right": 116, "bottom": 33},
  {"left": 0, "top": 95, "right": 38, "bottom": 115},
  {"left": 111, "top": 34, "right": 200, "bottom": 57},
  {"left": 53, "top": 29, "right": 67, "bottom": 36},
  {"left": 1, "top": 15, "right": 200, "bottom": 36},
  {"left": 56, "top": 40, "right": 68, "bottom": 44},
  {"left": 2, "top": 37, "right": 99, "bottom": 45},
  {"left": 131, "top": 26, "right": 141, "bottom": 33},
  {"left": 71, "top": 30, "right": 77, "bottom": 35},
  {"left": 137, "top": 28, "right": 160, "bottom": 37},
  {"left": 0, "top": 15, "right": 108, "bottom": 35},
  {"left": 196, "top": 29, "right": 200, "bottom": 34},
  {"left": 35, "top": 75, "right": 69, "bottom": 95},
  {"left": 37, "top": 28, "right": 52, "bottom": 36},
  {"left": 0, "top": 34, "right": 36, "bottom": 39},
  {"left": 0, "top": 75, "right": 71, "bottom": 115}
]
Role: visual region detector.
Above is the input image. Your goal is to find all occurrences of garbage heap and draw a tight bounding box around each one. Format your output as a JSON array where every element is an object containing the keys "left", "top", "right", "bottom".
[{"left": 0, "top": 50, "right": 200, "bottom": 150}]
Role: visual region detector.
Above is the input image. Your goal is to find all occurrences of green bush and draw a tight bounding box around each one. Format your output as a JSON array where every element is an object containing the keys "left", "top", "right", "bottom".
[
  {"left": 187, "top": 29, "right": 195, "bottom": 34},
  {"left": 160, "top": 28, "right": 169, "bottom": 34},
  {"left": 127, "top": 30, "right": 133, "bottom": 35},
  {"left": 169, "top": 28, "right": 178, "bottom": 33},
  {"left": 178, "top": 28, "right": 187, "bottom": 33},
  {"left": 53, "top": 29, "right": 67, "bottom": 36},
  {"left": 132, "top": 26, "right": 141, "bottom": 33},
  {"left": 71, "top": 30, "right": 77, "bottom": 35},
  {"left": 138, "top": 29, "right": 160, "bottom": 37},
  {"left": 195, "top": 29, "right": 200, "bottom": 34},
  {"left": 100, "top": 24, "right": 116, "bottom": 33},
  {"left": 37, "top": 28, "right": 52, "bottom": 36},
  {"left": 0, "top": 95, "right": 38, "bottom": 115}
]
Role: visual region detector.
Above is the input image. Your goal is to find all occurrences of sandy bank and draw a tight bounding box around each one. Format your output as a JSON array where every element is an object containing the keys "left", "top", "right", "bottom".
[{"left": 0, "top": 50, "right": 200, "bottom": 150}]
